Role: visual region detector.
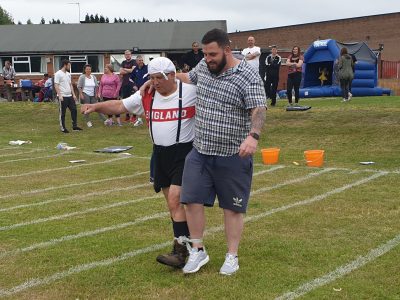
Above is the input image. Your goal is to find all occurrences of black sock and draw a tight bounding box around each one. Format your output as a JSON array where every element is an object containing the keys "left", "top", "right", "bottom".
[{"left": 172, "top": 219, "right": 190, "bottom": 238}]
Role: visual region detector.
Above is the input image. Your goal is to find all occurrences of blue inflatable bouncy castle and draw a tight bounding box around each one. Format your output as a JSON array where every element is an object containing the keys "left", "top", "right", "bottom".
[{"left": 279, "top": 39, "right": 391, "bottom": 98}]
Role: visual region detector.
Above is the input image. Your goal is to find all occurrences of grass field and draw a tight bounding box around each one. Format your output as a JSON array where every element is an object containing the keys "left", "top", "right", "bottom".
[{"left": 0, "top": 96, "right": 399, "bottom": 299}]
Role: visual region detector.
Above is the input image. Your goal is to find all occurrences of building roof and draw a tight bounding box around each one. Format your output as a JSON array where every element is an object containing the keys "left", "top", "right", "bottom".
[
  {"left": 0, "top": 20, "right": 227, "bottom": 55},
  {"left": 229, "top": 12, "right": 400, "bottom": 33}
]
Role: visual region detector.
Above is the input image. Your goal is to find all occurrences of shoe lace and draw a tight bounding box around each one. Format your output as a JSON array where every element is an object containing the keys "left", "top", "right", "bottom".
[
  {"left": 224, "top": 254, "right": 237, "bottom": 267},
  {"left": 188, "top": 249, "right": 200, "bottom": 262}
]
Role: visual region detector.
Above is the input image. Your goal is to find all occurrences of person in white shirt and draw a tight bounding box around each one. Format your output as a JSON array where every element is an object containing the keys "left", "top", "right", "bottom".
[
  {"left": 241, "top": 36, "right": 261, "bottom": 72},
  {"left": 81, "top": 57, "right": 197, "bottom": 269},
  {"left": 54, "top": 59, "right": 82, "bottom": 133},
  {"left": 77, "top": 64, "right": 106, "bottom": 127}
]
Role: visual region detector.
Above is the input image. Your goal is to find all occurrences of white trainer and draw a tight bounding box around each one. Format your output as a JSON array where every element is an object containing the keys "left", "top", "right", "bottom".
[
  {"left": 219, "top": 253, "right": 239, "bottom": 275},
  {"left": 133, "top": 119, "right": 143, "bottom": 127},
  {"left": 182, "top": 248, "right": 209, "bottom": 274},
  {"left": 86, "top": 121, "right": 93, "bottom": 128}
]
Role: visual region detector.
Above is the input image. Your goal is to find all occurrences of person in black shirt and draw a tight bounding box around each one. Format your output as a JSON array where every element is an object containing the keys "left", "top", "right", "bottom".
[
  {"left": 119, "top": 50, "right": 137, "bottom": 122},
  {"left": 182, "top": 42, "right": 204, "bottom": 72},
  {"left": 264, "top": 46, "right": 281, "bottom": 106}
]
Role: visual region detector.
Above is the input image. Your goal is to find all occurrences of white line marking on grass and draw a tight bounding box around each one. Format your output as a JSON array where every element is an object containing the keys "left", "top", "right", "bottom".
[
  {"left": 0, "top": 149, "right": 43, "bottom": 158},
  {"left": 0, "top": 171, "right": 149, "bottom": 201},
  {"left": 0, "top": 166, "right": 284, "bottom": 258},
  {"left": 248, "top": 171, "right": 386, "bottom": 222},
  {"left": 0, "top": 156, "right": 130, "bottom": 179},
  {"left": 0, "top": 194, "right": 163, "bottom": 232},
  {"left": 276, "top": 229, "right": 399, "bottom": 300},
  {"left": 0, "top": 147, "right": 24, "bottom": 151},
  {"left": 0, "top": 165, "right": 284, "bottom": 227},
  {"left": 0, "top": 153, "right": 65, "bottom": 164},
  {"left": 0, "top": 180, "right": 150, "bottom": 213},
  {"left": 0, "top": 172, "right": 386, "bottom": 297},
  {"left": 253, "top": 165, "right": 285, "bottom": 175},
  {"left": 251, "top": 168, "right": 336, "bottom": 196},
  {"left": 0, "top": 212, "right": 169, "bottom": 260},
  {"left": 0, "top": 165, "right": 319, "bottom": 255},
  {"left": 0, "top": 241, "right": 172, "bottom": 298}
]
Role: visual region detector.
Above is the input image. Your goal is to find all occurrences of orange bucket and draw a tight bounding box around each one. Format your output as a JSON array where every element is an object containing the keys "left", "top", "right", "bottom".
[
  {"left": 304, "top": 150, "right": 325, "bottom": 167},
  {"left": 261, "top": 148, "right": 280, "bottom": 165}
]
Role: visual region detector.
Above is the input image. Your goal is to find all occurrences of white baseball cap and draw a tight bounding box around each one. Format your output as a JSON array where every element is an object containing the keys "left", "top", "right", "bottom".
[{"left": 144, "top": 57, "right": 176, "bottom": 79}]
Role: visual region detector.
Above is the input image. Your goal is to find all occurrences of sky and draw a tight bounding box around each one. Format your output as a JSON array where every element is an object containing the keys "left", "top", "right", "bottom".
[{"left": 0, "top": 0, "right": 399, "bottom": 32}]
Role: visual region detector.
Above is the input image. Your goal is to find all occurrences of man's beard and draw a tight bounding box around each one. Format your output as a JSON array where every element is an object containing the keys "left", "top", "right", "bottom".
[{"left": 207, "top": 54, "right": 227, "bottom": 75}]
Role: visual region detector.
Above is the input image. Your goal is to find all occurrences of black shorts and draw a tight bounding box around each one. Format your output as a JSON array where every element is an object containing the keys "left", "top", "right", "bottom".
[{"left": 153, "top": 142, "right": 193, "bottom": 193}]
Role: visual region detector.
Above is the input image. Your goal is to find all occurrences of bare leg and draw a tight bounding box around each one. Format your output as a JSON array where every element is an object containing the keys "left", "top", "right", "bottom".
[
  {"left": 185, "top": 203, "right": 205, "bottom": 247},
  {"left": 223, "top": 209, "right": 244, "bottom": 255},
  {"left": 162, "top": 185, "right": 186, "bottom": 221}
]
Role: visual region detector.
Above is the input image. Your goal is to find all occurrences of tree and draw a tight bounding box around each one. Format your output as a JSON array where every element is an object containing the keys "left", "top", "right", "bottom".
[
  {"left": 105, "top": 17, "right": 109, "bottom": 23},
  {"left": 90, "top": 14, "right": 95, "bottom": 22},
  {"left": 40, "top": 17, "right": 45, "bottom": 24},
  {"left": 17, "top": 21, "right": 22, "bottom": 25},
  {"left": 114, "top": 18, "right": 118, "bottom": 23},
  {"left": 84, "top": 13, "right": 90, "bottom": 23},
  {"left": 99, "top": 15, "right": 105, "bottom": 23},
  {"left": 26, "top": 18, "right": 33, "bottom": 24},
  {"left": 94, "top": 14, "right": 99, "bottom": 23},
  {"left": 118, "top": 17, "right": 123, "bottom": 23},
  {"left": 0, "top": 6, "right": 14, "bottom": 24}
]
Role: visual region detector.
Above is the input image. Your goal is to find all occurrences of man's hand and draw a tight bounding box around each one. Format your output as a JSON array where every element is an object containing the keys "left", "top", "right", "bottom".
[
  {"left": 139, "top": 80, "right": 153, "bottom": 97},
  {"left": 81, "top": 104, "right": 96, "bottom": 115},
  {"left": 239, "top": 135, "right": 258, "bottom": 157}
]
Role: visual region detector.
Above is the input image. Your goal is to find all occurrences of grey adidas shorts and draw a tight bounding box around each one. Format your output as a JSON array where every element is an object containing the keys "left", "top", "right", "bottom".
[{"left": 180, "top": 148, "right": 253, "bottom": 213}]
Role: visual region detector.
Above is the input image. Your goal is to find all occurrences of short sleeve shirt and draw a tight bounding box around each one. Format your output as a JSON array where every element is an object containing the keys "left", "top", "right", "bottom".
[
  {"left": 188, "top": 60, "right": 266, "bottom": 156},
  {"left": 122, "top": 81, "right": 197, "bottom": 147},
  {"left": 288, "top": 55, "right": 304, "bottom": 74},
  {"left": 241, "top": 46, "right": 261, "bottom": 71},
  {"left": 121, "top": 59, "right": 137, "bottom": 85},
  {"left": 54, "top": 70, "right": 72, "bottom": 97}
]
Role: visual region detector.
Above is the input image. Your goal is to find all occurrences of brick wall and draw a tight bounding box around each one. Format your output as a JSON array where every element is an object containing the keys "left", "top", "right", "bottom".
[{"left": 229, "top": 13, "right": 400, "bottom": 61}]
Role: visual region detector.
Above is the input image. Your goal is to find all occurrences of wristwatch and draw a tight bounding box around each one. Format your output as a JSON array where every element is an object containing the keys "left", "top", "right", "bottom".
[{"left": 249, "top": 132, "right": 260, "bottom": 140}]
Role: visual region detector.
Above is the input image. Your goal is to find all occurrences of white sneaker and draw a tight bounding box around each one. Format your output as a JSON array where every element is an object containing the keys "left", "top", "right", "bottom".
[
  {"left": 219, "top": 253, "right": 239, "bottom": 275},
  {"left": 348, "top": 92, "right": 352, "bottom": 100},
  {"left": 342, "top": 98, "right": 347, "bottom": 102},
  {"left": 182, "top": 248, "right": 209, "bottom": 274},
  {"left": 133, "top": 119, "right": 143, "bottom": 127},
  {"left": 86, "top": 121, "right": 93, "bottom": 128}
]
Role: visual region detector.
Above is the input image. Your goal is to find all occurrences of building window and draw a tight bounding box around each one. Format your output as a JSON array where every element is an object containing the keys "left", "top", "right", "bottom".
[
  {"left": 0, "top": 56, "right": 47, "bottom": 74},
  {"left": 54, "top": 55, "right": 104, "bottom": 73},
  {"left": 110, "top": 54, "right": 125, "bottom": 73}
]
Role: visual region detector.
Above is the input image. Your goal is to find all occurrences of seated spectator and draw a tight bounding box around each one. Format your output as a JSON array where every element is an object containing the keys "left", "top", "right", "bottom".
[
  {"left": 2, "top": 60, "right": 16, "bottom": 101},
  {"left": 39, "top": 75, "right": 53, "bottom": 102},
  {"left": 33, "top": 73, "right": 49, "bottom": 94}
]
